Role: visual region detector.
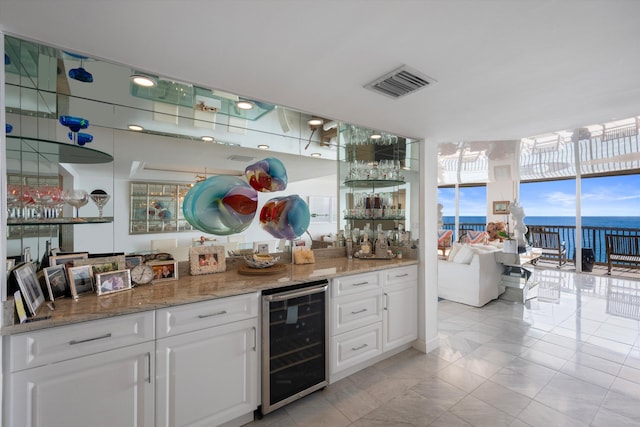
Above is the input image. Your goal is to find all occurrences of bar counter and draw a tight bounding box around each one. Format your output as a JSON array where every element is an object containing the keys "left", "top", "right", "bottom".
[{"left": 2, "top": 256, "right": 418, "bottom": 335}]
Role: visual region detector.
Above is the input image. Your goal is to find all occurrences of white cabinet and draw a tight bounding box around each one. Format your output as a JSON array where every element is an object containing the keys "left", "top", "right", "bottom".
[
  {"left": 330, "top": 265, "right": 417, "bottom": 382},
  {"left": 155, "top": 293, "right": 259, "bottom": 427},
  {"left": 7, "top": 313, "right": 155, "bottom": 427},
  {"left": 383, "top": 266, "right": 418, "bottom": 351}
]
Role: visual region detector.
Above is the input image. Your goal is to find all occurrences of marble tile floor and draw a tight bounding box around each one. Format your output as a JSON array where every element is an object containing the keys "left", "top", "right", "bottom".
[{"left": 245, "top": 268, "right": 640, "bottom": 426}]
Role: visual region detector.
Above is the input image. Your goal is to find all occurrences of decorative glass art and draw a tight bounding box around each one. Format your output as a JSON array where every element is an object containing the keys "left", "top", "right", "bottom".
[
  {"left": 259, "top": 195, "right": 310, "bottom": 239},
  {"left": 183, "top": 176, "right": 258, "bottom": 235},
  {"left": 6, "top": 123, "right": 12, "bottom": 133},
  {"left": 68, "top": 67, "right": 94, "bottom": 83},
  {"left": 59, "top": 116, "right": 89, "bottom": 132},
  {"left": 69, "top": 132, "right": 93, "bottom": 145},
  {"left": 245, "top": 157, "right": 288, "bottom": 192}
]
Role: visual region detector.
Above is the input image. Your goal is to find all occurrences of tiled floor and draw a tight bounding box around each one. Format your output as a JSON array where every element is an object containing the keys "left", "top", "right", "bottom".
[{"left": 245, "top": 268, "right": 640, "bottom": 426}]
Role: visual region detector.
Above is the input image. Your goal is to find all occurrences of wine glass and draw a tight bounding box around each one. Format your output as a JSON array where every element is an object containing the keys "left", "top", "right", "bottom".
[
  {"left": 90, "top": 189, "right": 111, "bottom": 219},
  {"left": 6, "top": 185, "right": 22, "bottom": 219},
  {"left": 63, "top": 189, "right": 89, "bottom": 219},
  {"left": 33, "top": 186, "right": 59, "bottom": 220}
]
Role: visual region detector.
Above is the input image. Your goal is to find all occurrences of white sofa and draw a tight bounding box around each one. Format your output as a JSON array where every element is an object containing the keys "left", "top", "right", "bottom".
[{"left": 437, "top": 244, "right": 505, "bottom": 307}]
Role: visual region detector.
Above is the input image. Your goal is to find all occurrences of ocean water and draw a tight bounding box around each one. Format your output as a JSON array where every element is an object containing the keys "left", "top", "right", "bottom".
[{"left": 442, "top": 216, "right": 640, "bottom": 263}]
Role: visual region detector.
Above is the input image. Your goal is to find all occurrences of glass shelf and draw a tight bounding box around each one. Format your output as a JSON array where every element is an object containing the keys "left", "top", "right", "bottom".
[
  {"left": 344, "top": 179, "right": 405, "bottom": 189},
  {"left": 6, "top": 136, "right": 114, "bottom": 164},
  {"left": 7, "top": 217, "right": 114, "bottom": 226}
]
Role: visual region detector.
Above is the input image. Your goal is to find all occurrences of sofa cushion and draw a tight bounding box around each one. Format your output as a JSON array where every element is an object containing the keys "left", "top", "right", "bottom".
[
  {"left": 452, "top": 244, "right": 474, "bottom": 264},
  {"left": 465, "top": 230, "right": 487, "bottom": 244},
  {"left": 447, "top": 242, "right": 462, "bottom": 261},
  {"left": 438, "top": 230, "right": 453, "bottom": 246}
]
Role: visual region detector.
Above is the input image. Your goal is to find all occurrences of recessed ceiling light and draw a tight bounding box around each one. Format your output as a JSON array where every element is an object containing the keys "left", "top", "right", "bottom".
[
  {"left": 370, "top": 133, "right": 382, "bottom": 140},
  {"left": 257, "top": 144, "right": 270, "bottom": 150},
  {"left": 130, "top": 74, "right": 156, "bottom": 87},
  {"left": 310, "top": 152, "right": 322, "bottom": 157},
  {"left": 201, "top": 136, "right": 214, "bottom": 142},
  {"left": 128, "top": 124, "right": 144, "bottom": 131},
  {"left": 236, "top": 100, "right": 254, "bottom": 110},
  {"left": 308, "top": 118, "right": 324, "bottom": 127}
]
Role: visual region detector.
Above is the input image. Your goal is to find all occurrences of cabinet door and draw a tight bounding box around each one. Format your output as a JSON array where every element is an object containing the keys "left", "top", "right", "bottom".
[
  {"left": 383, "top": 282, "right": 418, "bottom": 351},
  {"left": 156, "top": 318, "right": 258, "bottom": 427},
  {"left": 9, "top": 342, "right": 154, "bottom": 427}
]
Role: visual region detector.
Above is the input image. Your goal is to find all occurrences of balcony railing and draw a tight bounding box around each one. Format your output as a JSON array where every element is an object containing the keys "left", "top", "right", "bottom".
[{"left": 442, "top": 222, "right": 640, "bottom": 265}]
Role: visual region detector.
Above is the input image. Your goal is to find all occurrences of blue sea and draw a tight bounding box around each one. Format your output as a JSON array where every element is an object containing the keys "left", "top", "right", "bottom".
[{"left": 442, "top": 216, "right": 640, "bottom": 263}]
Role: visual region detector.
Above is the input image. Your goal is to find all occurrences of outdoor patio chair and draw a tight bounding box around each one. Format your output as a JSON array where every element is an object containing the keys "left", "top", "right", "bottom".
[{"left": 530, "top": 227, "right": 567, "bottom": 267}]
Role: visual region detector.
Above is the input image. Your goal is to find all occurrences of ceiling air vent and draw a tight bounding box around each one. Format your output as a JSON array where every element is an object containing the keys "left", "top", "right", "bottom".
[
  {"left": 364, "top": 65, "right": 436, "bottom": 99},
  {"left": 227, "top": 154, "right": 256, "bottom": 162}
]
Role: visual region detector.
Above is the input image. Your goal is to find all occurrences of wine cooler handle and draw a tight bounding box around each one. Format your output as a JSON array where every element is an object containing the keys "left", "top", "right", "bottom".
[{"left": 264, "top": 284, "right": 327, "bottom": 301}]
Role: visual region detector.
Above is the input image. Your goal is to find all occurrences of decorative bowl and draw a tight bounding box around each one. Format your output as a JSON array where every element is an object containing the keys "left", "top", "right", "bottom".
[{"left": 243, "top": 254, "right": 280, "bottom": 269}]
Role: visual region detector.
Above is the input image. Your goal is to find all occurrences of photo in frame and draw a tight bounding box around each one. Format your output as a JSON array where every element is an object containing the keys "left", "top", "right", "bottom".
[
  {"left": 189, "top": 245, "right": 226, "bottom": 275},
  {"left": 125, "top": 255, "right": 143, "bottom": 269},
  {"left": 42, "top": 264, "right": 70, "bottom": 300},
  {"left": 95, "top": 269, "right": 133, "bottom": 296},
  {"left": 13, "top": 262, "right": 45, "bottom": 316},
  {"left": 74, "top": 255, "right": 126, "bottom": 273},
  {"left": 492, "top": 200, "right": 510, "bottom": 215},
  {"left": 50, "top": 252, "right": 89, "bottom": 270},
  {"left": 6, "top": 258, "right": 15, "bottom": 278},
  {"left": 67, "top": 265, "right": 94, "bottom": 299},
  {"left": 14, "top": 291, "right": 28, "bottom": 324},
  {"left": 148, "top": 260, "right": 178, "bottom": 282}
]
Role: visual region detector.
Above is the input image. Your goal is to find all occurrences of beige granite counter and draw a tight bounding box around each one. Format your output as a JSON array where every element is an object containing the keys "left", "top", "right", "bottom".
[{"left": 2, "top": 256, "right": 418, "bottom": 336}]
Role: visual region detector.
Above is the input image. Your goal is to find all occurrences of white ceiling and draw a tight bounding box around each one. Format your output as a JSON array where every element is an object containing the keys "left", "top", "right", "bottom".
[{"left": 2, "top": 0, "right": 639, "bottom": 143}]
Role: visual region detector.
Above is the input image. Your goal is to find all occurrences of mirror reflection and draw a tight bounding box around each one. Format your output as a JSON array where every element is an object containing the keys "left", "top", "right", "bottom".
[{"left": 4, "top": 35, "right": 420, "bottom": 264}]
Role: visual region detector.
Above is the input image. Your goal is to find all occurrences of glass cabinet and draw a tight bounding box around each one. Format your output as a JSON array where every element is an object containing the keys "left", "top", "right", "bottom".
[{"left": 129, "top": 182, "right": 193, "bottom": 234}]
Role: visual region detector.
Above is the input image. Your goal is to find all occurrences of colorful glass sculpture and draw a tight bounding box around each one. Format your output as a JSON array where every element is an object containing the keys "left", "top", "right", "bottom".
[
  {"left": 69, "top": 132, "right": 93, "bottom": 145},
  {"left": 4, "top": 54, "right": 10, "bottom": 65},
  {"left": 6, "top": 123, "right": 12, "bottom": 133},
  {"left": 59, "top": 116, "right": 89, "bottom": 132},
  {"left": 245, "top": 157, "right": 288, "bottom": 192},
  {"left": 259, "top": 195, "right": 310, "bottom": 239},
  {"left": 68, "top": 67, "right": 94, "bottom": 83},
  {"left": 183, "top": 176, "right": 258, "bottom": 235}
]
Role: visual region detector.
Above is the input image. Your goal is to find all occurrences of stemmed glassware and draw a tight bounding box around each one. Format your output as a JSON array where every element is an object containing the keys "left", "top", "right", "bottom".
[
  {"left": 90, "top": 189, "right": 111, "bottom": 219},
  {"left": 63, "top": 189, "right": 89, "bottom": 220}
]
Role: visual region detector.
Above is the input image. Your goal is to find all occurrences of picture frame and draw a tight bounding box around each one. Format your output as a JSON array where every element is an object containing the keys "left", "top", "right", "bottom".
[
  {"left": 189, "top": 246, "right": 226, "bottom": 275},
  {"left": 125, "top": 255, "right": 143, "bottom": 269},
  {"left": 67, "top": 265, "right": 94, "bottom": 299},
  {"left": 6, "top": 258, "right": 15, "bottom": 278},
  {"left": 43, "top": 264, "right": 70, "bottom": 300},
  {"left": 493, "top": 200, "right": 510, "bottom": 215},
  {"left": 50, "top": 252, "right": 89, "bottom": 269},
  {"left": 74, "top": 255, "right": 126, "bottom": 274},
  {"left": 148, "top": 260, "right": 179, "bottom": 282},
  {"left": 95, "top": 269, "right": 133, "bottom": 296},
  {"left": 13, "top": 262, "right": 45, "bottom": 316}
]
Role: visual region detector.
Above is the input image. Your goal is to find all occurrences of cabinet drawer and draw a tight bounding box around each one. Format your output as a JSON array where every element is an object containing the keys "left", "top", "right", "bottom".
[
  {"left": 330, "top": 322, "right": 382, "bottom": 375},
  {"left": 9, "top": 311, "right": 155, "bottom": 372},
  {"left": 331, "top": 290, "right": 382, "bottom": 335},
  {"left": 332, "top": 272, "right": 381, "bottom": 298},
  {"left": 384, "top": 265, "right": 418, "bottom": 286},
  {"left": 156, "top": 292, "right": 259, "bottom": 338}
]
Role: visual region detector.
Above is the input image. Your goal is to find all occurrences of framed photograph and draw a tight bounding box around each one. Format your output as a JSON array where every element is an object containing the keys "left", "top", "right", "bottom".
[
  {"left": 43, "top": 265, "right": 70, "bottom": 300},
  {"left": 148, "top": 260, "right": 178, "bottom": 282},
  {"left": 6, "top": 258, "right": 15, "bottom": 278},
  {"left": 13, "top": 262, "right": 45, "bottom": 316},
  {"left": 189, "top": 246, "right": 226, "bottom": 275},
  {"left": 14, "top": 291, "right": 28, "bottom": 324},
  {"left": 493, "top": 200, "right": 510, "bottom": 215},
  {"left": 74, "top": 255, "right": 126, "bottom": 273},
  {"left": 308, "top": 196, "right": 332, "bottom": 223},
  {"left": 125, "top": 255, "right": 143, "bottom": 269},
  {"left": 50, "top": 252, "right": 89, "bottom": 269},
  {"left": 67, "top": 265, "right": 94, "bottom": 299},
  {"left": 95, "top": 269, "right": 133, "bottom": 296}
]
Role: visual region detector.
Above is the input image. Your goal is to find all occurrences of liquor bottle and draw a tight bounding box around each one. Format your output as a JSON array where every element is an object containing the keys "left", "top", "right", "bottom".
[
  {"left": 360, "top": 233, "right": 372, "bottom": 256},
  {"left": 38, "top": 240, "right": 52, "bottom": 271}
]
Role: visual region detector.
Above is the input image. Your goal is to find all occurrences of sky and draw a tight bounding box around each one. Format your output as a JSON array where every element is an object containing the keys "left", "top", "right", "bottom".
[{"left": 438, "top": 174, "right": 640, "bottom": 217}]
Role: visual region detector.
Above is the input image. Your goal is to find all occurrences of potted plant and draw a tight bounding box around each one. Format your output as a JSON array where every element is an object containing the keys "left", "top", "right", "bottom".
[{"left": 499, "top": 231, "right": 518, "bottom": 254}]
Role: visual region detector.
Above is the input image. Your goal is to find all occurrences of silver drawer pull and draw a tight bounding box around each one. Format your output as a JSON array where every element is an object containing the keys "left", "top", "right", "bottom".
[
  {"left": 352, "top": 281, "right": 369, "bottom": 286},
  {"left": 69, "top": 333, "right": 112, "bottom": 345},
  {"left": 394, "top": 273, "right": 409, "bottom": 278},
  {"left": 198, "top": 310, "right": 227, "bottom": 319},
  {"left": 352, "top": 344, "right": 368, "bottom": 351},
  {"left": 351, "top": 308, "right": 368, "bottom": 314}
]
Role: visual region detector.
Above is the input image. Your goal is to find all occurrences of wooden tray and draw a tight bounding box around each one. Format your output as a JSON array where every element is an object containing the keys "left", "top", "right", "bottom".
[{"left": 237, "top": 264, "right": 287, "bottom": 275}]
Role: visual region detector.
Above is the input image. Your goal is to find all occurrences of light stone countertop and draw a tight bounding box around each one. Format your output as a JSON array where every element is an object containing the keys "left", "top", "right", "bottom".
[{"left": 2, "top": 256, "right": 418, "bottom": 336}]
